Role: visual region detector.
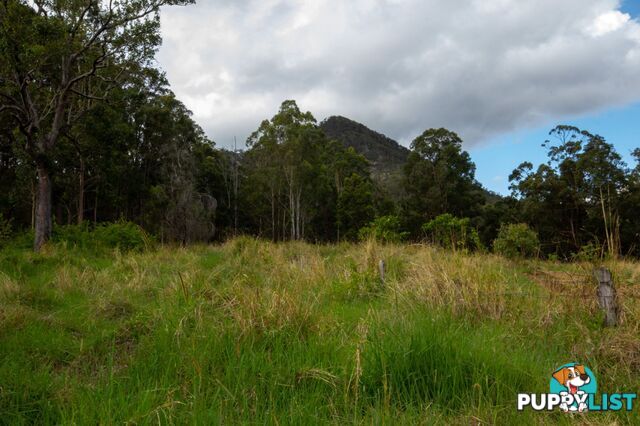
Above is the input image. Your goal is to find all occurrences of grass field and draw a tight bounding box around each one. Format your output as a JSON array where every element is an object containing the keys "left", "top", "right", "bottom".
[{"left": 1, "top": 237, "right": 640, "bottom": 424}]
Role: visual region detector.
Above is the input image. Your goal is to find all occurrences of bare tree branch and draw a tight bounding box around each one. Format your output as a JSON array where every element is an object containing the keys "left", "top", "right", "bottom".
[
  {"left": 69, "top": 88, "right": 106, "bottom": 101},
  {"left": 0, "top": 104, "right": 24, "bottom": 115},
  {"left": 69, "top": 0, "right": 94, "bottom": 39},
  {"left": 66, "top": 48, "right": 108, "bottom": 90}
]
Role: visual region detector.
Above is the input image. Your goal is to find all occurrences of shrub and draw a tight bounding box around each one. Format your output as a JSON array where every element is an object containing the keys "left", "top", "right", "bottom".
[
  {"left": 52, "top": 221, "right": 152, "bottom": 252},
  {"left": 0, "top": 214, "right": 12, "bottom": 247},
  {"left": 94, "top": 222, "right": 151, "bottom": 252},
  {"left": 572, "top": 241, "right": 602, "bottom": 263},
  {"left": 52, "top": 223, "right": 92, "bottom": 247},
  {"left": 493, "top": 223, "right": 539, "bottom": 259},
  {"left": 358, "top": 215, "right": 408, "bottom": 243},
  {"left": 8, "top": 230, "right": 35, "bottom": 250},
  {"left": 422, "top": 214, "right": 481, "bottom": 252}
]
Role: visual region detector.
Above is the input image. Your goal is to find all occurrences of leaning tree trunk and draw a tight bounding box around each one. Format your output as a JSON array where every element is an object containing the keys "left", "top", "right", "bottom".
[{"left": 34, "top": 159, "right": 53, "bottom": 251}]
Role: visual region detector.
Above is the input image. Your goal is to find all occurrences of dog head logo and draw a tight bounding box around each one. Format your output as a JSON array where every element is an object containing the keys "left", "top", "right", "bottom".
[
  {"left": 550, "top": 363, "right": 597, "bottom": 412},
  {"left": 553, "top": 364, "right": 590, "bottom": 394}
]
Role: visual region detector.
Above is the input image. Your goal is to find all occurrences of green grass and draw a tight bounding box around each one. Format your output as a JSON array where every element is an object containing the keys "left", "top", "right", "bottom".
[{"left": 1, "top": 237, "right": 639, "bottom": 424}]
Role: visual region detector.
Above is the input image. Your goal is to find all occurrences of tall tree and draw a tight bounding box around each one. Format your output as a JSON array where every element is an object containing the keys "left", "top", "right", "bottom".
[
  {"left": 620, "top": 149, "right": 640, "bottom": 256},
  {"left": 510, "top": 125, "right": 628, "bottom": 257},
  {"left": 336, "top": 173, "right": 375, "bottom": 241},
  {"left": 402, "top": 128, "right": 483, "bottom": 236},
  {"left": 246, "top": 100, "right": 320, "bottom": 241},
  {"left": 0, "top": 0, "right": 194, "bottom": 250}
]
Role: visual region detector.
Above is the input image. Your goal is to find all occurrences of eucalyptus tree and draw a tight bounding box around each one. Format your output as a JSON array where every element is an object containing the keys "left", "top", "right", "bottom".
[
  {"left": 620, "top": 149, "right": 640, "bottom": 255},
  {"left": 509, "top": 125, "right": 628, "bottom": 257},
  {"left": 245, "top": 100, "right": 377, "bottom": 241},
  {"left": 0, "top": 0, "right": 194, "bottom": 250},
  {"left": 246, "top": 100, "right": 320, "bottom": 241}
]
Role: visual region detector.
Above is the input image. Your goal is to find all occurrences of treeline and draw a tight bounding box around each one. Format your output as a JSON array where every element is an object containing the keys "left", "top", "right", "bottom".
[
  {"left": 3, "top": 94, "right": 640, "bottom": 259},
  {"left": 185, "top": 103, "right": 640, "bottom": 260},
  {"left": 1, "top": 70, "right": 224, "bottom": 244},
  {"left": 2, "top": 2, "right": 639, "bottom": 259}
]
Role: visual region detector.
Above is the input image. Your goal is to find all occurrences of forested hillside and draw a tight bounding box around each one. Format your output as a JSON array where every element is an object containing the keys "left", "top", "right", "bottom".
[
  {"left": 320, "top": 116, "right": 410, "bottom": 171},
  {"left": 1, "top": 0, "right": 640, "bottom": 260}
]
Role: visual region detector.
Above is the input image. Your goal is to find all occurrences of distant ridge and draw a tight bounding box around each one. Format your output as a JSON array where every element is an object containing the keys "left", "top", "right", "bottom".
[
  {"left": 320, "top": 115, "right": 498, "bottom": 203},
  {"left": 320, "top": 116, "right": 410, "bottom": 172}
]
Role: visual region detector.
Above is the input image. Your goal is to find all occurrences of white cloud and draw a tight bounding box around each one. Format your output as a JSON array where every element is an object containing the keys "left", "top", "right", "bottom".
[
  {"left": 157, "top": 0, "right": 640, "bottom": 148},
  {"left": 588, "top": 10, "right": 631, "bottom": 36}
]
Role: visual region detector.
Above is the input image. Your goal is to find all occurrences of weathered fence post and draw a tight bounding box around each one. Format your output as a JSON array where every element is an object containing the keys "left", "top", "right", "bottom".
[
  {"left": 594, "top": 267, "right": 618, "bottom": 327},
  {"left": 378, "top": 259, "right": 386, "bottom": 287}
]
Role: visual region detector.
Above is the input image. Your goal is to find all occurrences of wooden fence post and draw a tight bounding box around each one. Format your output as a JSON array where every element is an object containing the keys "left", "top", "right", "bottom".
[
  {"left": 594, "top": 267, "right": 618, "bottom": 327},
  {"left": 379, "top": 259, "right": 386, "bottom": 287}
]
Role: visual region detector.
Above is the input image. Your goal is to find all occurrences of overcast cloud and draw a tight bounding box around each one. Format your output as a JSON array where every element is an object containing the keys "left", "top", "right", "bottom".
[{"left": 157, "top": 0, "right": 640, "bottom": 148}]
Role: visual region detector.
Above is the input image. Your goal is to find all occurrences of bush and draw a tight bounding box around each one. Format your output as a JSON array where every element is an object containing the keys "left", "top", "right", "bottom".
[
  {"left": 422, "top": 214, "right": 481, "bottom": 252},
  {"left": 0, "top": 214, "right": 12, "bottom": 247},
  {"left": 52, "top": 223, "right": 92, "bottom": 247},
  {"left": 52, "top": 221, "right": 152, "bottom": 252},
  {"left": 93, "top": 222, "right": 151, "bottom": 252},
  {"left": 8, "top": 230, "right": 35, "bottom": 250},
  {"left": 572, "top": 241, "right": 603, "bottom": 263},
  {"left": 358, "top": 215, "right": 408, "bottom": 243},
  {"left": 493, "top": 223, "right": 539, "bottom": 259}
]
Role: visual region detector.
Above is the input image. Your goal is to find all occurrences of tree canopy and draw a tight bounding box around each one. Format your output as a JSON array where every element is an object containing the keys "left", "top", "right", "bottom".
[{"left": 0, "top": 0, "right": 193, "bottom": 250}]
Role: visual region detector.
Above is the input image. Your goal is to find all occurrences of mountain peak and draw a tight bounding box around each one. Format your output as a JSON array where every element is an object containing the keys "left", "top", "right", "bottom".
[{"left": 320, "top": 116, "right": 410, "bottom": 170}]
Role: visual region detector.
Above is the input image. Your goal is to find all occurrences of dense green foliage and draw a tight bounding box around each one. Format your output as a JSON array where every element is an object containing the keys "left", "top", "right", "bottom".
[
  {"left": 422, "top": 214, "right": 482, "bottom": 252},
  {"left": 0, "top": 213, "right": 12, "bottom": 246},
  {"left": 509, "top": 125, "right": 635, "bottom": 258},
  {"left": 493, "top": 223, "right": 540, "bottom": 259},
  {"left": 358, "top": 215, "right": 408, "bottom": 243},
  {"left": 402, "top": 128, "right": 485, "bottom": 237},
  {"left": 242, "top": 101, "right": 373, "bottom": 242},
  {"left": 0, "top": 0, "right": 195, "bottom": 250},
  {"left": 47, "top": 222, "right": 151, "bottom": 252},
  {"left": 336, "top": 173, "right": 376, "bottom": 241}
]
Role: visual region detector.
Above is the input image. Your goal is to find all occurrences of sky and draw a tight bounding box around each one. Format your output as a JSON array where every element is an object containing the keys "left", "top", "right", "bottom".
[{"left": 157, "top": 0, "right": 640, "bottom": 195}]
